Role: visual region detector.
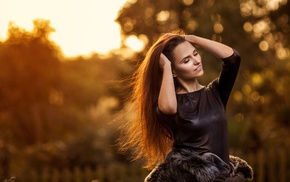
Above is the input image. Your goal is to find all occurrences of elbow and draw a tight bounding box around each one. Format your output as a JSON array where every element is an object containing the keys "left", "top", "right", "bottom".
[{"left": 158, "top": 104, "right": 177, "bottom": 115}]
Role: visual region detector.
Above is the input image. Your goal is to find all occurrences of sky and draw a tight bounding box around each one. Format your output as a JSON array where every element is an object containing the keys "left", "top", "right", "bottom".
[{"left": 0, "top": 0, "right": 128, "bottom": 57}]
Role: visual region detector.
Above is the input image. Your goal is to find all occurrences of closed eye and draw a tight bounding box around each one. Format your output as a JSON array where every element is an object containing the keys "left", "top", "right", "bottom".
[
  {"left": 182, "top": 56, "right": 190, "bottom": 63},
  {"left": 193, "top": 50, "right": 199, "bottom": 56}
]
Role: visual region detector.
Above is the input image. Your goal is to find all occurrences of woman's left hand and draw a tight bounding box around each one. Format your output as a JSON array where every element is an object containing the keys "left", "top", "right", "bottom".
[{"left": 184, "top": 35, "right": 196, "bottom": 44}]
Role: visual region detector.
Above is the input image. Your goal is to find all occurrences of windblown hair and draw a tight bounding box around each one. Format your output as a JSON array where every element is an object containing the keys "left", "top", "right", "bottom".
[{"left": 118, "top": 33, "right": 186, "bottom": 169}]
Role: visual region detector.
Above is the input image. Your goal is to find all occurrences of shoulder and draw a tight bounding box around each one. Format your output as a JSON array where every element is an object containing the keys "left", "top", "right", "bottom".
[
  {"left": 204, "top": 79, "right": 222, "bottom": 100},
  {"left": 207, "top": 78, "right": 219, "bottom": 92}
]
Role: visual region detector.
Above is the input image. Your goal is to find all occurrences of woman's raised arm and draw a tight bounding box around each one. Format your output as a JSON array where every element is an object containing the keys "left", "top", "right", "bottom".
[
  {"left": 158, "top": 53, "right": 177, "bottom": 115},
  {"left": 184, "top": 35, "right": 234, "bottom": 59}
]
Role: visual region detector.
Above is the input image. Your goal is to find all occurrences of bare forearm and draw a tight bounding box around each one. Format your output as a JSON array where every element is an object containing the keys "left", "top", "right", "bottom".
[
  {"left": 158, "top": 64, "right": 177, "bottom": 114},
  {"left": 185, "top": 35, "right": 234, "bottom": 59}
]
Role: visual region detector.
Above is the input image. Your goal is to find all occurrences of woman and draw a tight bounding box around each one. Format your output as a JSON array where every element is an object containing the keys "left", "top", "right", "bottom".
[{"left": 119, "top": 33, "right": 253, "bottom": 182}]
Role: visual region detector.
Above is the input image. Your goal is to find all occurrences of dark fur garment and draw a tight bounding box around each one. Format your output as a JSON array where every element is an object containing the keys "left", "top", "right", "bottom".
[{"left": 145, "top": 148, "right": 253, "bottom": 182}]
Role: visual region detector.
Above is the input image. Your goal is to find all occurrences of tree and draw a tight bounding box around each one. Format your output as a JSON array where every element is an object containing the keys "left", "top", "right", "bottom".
[
  {"left": 0, "top": 19, "right": 63, "bottom": 177},
  {"left": 0, "top": 19, "right": 62, "bottom": 145},
  {"left": 0, "top": 19, "right": 134, "bottom": 176}
]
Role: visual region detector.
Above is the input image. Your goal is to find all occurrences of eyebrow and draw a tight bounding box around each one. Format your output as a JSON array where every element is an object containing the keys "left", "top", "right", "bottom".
[
  {"left": 180, "top": 55, "right": 191, "bottom": 63},
  {"left": 179, "top": 48, "right": 197, "bottom": 63}
]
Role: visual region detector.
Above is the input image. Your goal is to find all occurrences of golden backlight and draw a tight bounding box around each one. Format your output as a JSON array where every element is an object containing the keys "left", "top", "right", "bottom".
[{"left": 0, "top": 0, "right": 127, "bottom": 57}]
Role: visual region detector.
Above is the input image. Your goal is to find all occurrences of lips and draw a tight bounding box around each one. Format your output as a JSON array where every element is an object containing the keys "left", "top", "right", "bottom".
[{"left": 194, "top": 65, "right": 202, "bottom": 71}]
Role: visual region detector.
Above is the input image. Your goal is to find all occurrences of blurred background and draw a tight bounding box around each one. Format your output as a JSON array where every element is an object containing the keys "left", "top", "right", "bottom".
[{"left": 0, "top": 0, "right": 289, "bottom": 181}]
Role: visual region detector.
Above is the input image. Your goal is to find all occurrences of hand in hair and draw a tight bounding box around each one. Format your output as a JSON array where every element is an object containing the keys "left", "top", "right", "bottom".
[{"left": 159, "top": 53, "right": 171, "bottom": 70}]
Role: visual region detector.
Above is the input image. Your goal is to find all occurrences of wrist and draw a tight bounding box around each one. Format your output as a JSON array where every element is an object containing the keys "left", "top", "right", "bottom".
[
  {"left": 162, "top": 63, "right": 172, "bottom": 70},
  {"left": 184, "top": 35, "right": 196, "bottom": 44}
]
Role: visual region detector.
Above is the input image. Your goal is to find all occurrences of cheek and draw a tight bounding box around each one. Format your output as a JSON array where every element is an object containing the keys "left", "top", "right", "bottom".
[
  {"left": 198, "top": 54, "right": 202, "bottom": 60},
  {"left": 174, "top": 65, "right": 192, "bottom": 76}
]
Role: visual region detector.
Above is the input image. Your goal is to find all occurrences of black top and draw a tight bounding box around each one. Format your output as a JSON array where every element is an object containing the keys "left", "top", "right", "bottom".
[{"left": 157, "top": 50, "right": 241, "bottom": 164}]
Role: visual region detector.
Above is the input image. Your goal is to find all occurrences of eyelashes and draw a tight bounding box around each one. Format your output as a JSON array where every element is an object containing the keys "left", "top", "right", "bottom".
[{"left": 181, "top": 50, "right": 199, "bottom": 63}]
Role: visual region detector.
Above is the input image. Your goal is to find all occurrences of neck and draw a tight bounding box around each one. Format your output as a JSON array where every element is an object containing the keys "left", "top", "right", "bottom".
[{"left": 176, "top": 79, "right": 203, "bottom": 94}]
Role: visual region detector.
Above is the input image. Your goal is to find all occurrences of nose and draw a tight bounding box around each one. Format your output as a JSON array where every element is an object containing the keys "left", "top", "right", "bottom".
[{"left": 192, "top": 56, "right": 200, "bottom": 65}]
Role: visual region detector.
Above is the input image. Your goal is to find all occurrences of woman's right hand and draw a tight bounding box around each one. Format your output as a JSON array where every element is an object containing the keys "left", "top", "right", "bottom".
[
  {"left": 159, "top": 53, "right": 171, "bottom": 70},
  {"left": 158, "top": 53, "right": 177, "bottom": 114}
]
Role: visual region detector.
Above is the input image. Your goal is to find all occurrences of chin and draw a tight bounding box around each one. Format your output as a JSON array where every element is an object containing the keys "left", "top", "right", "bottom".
[{"left": 197, "top": 71, "right": 204, "bottom": 77}]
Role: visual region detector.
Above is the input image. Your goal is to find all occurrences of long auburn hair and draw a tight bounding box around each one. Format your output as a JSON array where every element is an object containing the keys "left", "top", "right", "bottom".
[{"left": 119, "top": 33, "right": 186, "bottom": 169}]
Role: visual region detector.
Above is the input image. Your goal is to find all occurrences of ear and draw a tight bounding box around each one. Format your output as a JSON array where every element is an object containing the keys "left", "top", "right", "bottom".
[{"left": 172, "top": 70, "right": 177, "bottom": 77}]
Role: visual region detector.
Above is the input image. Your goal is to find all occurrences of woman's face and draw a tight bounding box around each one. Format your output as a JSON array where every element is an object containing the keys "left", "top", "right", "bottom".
[{"left": 172, "top": 41, "right": 204, "bottom": 80}]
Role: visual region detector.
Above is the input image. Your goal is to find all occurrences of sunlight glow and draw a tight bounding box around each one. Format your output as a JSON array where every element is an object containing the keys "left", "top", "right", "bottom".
[
  {"left": 240, "top": 0, "right": 288, "bottom": 17},
  {"left": 0, "top": 0, "right": 127, "bottom": 57},
  {"left": 235, "top": 113, "right": 245, "bottom": 121},
  {"left": 259, "top": 41, "right": 269, "bottom": 51},
  {"left": 234, "top": 91, "right": 243, "bottom": 102},
  {"left": 125, "top": 35, "right": 145, "bottom": 52},
  {"left": 182, "top": 0, "right": 194, "bottom": 6},
  {"left": 243, "top": 22, "right": 253, "bottom": 32},
  {"left": 276, "top": 47, "right": 288, "bottom": 59},
  {"left": 213, "top": 23, "right": 224, "bottom": 33},
  {"left": 157, "top": 11, "right": 170, "bottom": 23}
]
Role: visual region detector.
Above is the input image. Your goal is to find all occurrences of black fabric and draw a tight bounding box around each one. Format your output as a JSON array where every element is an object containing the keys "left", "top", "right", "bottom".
[
  {"left": 218, "top": 50, "right": 241, "bottom": 107},
  {"left": 157, "top": 50, "right": 241, "bottom": 165}
]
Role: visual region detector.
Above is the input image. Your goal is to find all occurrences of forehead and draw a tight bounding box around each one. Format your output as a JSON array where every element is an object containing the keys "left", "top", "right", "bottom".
[{"left": 172, "top": 41, "right": 196, "bottom": 62}]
